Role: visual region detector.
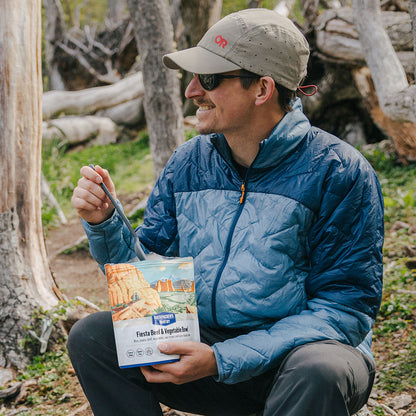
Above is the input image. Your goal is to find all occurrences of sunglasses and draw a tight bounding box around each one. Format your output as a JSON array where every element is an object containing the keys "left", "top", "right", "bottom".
[{"left": 196, "top": 73, "right": 259, "bottom": 91}]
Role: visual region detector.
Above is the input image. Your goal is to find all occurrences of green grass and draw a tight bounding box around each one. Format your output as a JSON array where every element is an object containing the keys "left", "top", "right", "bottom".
[
  {"left": 362, "top": 146, "right": 416, "bottom": 397},
  {"left": 0, "top": 347, "right": 74, "bottom": 415},
  {"left": 41, "top": 131, "right": 154, "bottom": 227}
]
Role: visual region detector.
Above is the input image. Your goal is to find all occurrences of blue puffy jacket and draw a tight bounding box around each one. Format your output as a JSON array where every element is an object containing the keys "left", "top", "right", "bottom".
[{"left": 82, "top": 100, "right": 384, "bottom": 384}]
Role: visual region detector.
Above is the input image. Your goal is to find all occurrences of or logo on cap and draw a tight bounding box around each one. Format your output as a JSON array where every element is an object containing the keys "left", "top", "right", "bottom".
[{"left": 215, "top": 35, "right": 227, "bottom": 49}]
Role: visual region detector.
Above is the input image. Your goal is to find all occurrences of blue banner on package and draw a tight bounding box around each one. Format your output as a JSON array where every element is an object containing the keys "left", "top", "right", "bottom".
[{"left": 153, "top": 312, "right": 176, "bottom": 326}]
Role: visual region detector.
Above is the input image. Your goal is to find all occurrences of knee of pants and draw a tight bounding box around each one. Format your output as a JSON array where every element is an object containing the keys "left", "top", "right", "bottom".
[
  {"left": 279, "top": 341, "right": 351, "bottom": 391},
  {"left": 67, "top": 311, "right": 114, "bottom": 359}
]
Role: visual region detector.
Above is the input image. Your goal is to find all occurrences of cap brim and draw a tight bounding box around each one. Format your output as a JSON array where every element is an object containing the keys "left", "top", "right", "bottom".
[{"left": 163, "top": 46, "right": 240, "bottom": 74}]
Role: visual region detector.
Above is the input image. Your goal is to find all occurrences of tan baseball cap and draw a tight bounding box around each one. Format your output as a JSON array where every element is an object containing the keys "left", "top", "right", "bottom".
[{"left": 163, "top": 8, "right": 310, "bottom": 91}]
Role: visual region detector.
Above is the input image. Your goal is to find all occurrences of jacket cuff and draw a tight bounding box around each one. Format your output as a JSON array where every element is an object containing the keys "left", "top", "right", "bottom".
[
  {"left": 81, "top": 201, "right": 123, "bottom": 234},
  {"left": 211, "top": 343, "right": 227, "bottom": 383}
]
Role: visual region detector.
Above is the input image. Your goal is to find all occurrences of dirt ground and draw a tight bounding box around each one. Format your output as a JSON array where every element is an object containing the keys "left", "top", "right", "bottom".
[
  {"left": 46, "top": 218, "right": 109, "bottom": 310},
  {"left": 41, "top": 219, "right": 414, "bottom": 416}
]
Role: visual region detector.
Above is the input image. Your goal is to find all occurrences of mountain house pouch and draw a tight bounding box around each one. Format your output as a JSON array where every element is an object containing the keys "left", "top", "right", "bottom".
[{"left": 105, "top": 257, "right": 200, "bottom": 368}]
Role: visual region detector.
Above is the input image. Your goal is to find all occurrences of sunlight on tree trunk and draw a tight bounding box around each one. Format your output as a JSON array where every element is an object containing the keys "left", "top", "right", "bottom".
[{"left": 0, "top": 0, "right": 59, "bottom": 368}]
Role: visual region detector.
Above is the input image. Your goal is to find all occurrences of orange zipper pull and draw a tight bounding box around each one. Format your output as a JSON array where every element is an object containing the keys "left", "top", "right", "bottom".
[{"left": 239, "top": 182, "right": 246, "bottom": 204}]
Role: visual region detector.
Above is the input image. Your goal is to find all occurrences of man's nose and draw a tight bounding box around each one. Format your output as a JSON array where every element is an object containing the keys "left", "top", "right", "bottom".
[{"left": 185, "top": 75, "right": 204, "bottom": 99}]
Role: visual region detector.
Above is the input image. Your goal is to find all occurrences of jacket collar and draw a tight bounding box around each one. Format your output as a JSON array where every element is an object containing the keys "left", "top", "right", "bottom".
[
  {"left": 211, "top": 98, "right": 311, "bottom": 170},
  {"left": 253, "top": 98, "right": 311, "bottom": 169}
]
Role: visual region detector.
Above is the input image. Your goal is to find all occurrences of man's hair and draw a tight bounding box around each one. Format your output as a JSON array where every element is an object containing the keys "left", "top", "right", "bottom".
[{"left": 238, "top": 69, "right": 296, "bottom": 113}]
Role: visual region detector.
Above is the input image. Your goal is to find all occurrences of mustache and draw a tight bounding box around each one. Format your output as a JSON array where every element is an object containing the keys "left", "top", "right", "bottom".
[{"left": 194, "top": 99, "right": 214, "bottom": 107}]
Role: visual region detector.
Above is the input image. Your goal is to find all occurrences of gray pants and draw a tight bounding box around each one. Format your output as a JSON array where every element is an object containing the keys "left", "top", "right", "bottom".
[{"left": 67, "top": 312, "right": 375, "bottom": 416}]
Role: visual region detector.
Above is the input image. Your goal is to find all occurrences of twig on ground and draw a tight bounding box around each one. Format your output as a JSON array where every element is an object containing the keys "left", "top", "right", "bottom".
[
  {"left": 0, "top": 383, "right": 22, "bottom": 399},
  {"left": 368, "top": 398, "right": 399, "bottom": 416},
  {"left": 67, "top": 402, "right": 90, "bottom": 416},
  {"left": 397, "top": 289, "right": 416, "bottom": 295},
  {"left": 75, "top": 296, "right": 102, "bottom": 311},
  {"left": 4, "top": 407, "right": 30, "bottom": 416}
]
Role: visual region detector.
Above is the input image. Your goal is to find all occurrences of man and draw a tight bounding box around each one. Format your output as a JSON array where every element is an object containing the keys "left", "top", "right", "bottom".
[{"left": 68, "top": 8, "right": 383, "bottom": 416}]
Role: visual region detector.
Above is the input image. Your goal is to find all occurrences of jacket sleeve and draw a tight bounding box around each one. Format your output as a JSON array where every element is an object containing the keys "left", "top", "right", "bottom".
[
  {"left": 81, "top": 201, "right": 138, "bottom": 272},
  {"left": 82, "top": 162, "right": 179, "bottom": 271},
  {"left": 212, "top": 157, "right": 384, "bottom": 384}
]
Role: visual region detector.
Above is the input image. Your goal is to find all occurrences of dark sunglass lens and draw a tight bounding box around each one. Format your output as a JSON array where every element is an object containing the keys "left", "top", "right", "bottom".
[{"left": 198, "top": 74, "right": 218, "bottom": 91}]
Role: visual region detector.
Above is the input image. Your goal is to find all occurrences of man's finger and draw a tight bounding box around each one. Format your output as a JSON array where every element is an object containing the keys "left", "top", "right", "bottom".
[
  {"left": 157, "top": 341, "right": 196, "bottom": 355},
  {"left": 95, "top": 165, "right": 116, "bottom": 194},
  {"left": 141, "top": 366, "right": 173, "bottom": 384},
  {"left": 80, "top": 165, "right": 103, "bottom": 184}
]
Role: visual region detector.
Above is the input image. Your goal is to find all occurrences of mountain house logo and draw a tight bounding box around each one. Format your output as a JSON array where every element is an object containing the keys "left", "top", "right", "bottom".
[{"left": 152, "top": 312, "right": 176, "bottom": 326}]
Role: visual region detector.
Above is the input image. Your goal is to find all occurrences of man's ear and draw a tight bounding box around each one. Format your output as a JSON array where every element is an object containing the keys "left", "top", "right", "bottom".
[{"left": 254, "top": 76, "right": 276, "bottom": 106}]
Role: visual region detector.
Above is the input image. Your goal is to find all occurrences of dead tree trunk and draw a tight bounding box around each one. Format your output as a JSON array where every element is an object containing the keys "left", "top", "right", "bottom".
[
  {"left": 170, "top": 0, "right": 222, "bottom": 114},
  {"left": 352, "top": 0, "right": 415, "bottom": 122},
  {"left": 107, "top": 0, "right": 128, "bottom": 25},
  {"left": 309, "top": 5, "right": 415, "bottom": 158},
  {"left": 127, "top": 0, "right": 185, "bottom": 179},
  {"left": 300, "top": 0, "right": 319, "bottom": 31},
  {"left": 43, "top": 0, "right": 67, "bottom": 90},
  {"left": 171, "top": 0, "right": 222, "bottom": 51},
  {"left": 351, "top": 0, "right": 416, "bottom": 161},
  {"left": 0, "top": 0, "right": 60, "bottom": 368},
  {"left": 410, "top": 0, "right": 416, "bottom": 80}
]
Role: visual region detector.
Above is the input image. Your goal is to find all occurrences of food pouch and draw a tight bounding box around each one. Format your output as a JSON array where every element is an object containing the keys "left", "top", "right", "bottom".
[{"left": 105, "top": 257, "right": 200, "bottom": 368}]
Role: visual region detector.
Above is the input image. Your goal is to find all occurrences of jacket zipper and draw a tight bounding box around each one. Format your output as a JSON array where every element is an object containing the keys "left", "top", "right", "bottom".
[
  {"left": 211, "top": 180, "right": 247, "bottom": 326},
  {"left": 210, "top": 143, "right": 264, "bottom": 326}
]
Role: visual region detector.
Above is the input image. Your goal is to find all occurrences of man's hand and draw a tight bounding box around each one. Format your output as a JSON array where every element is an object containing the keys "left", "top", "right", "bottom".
[
  {"left": 140, "top": 341, "right": 218, "bottom": 385},
  {"left": 71, "top": 165, "right": 116, "bottom": 224}
]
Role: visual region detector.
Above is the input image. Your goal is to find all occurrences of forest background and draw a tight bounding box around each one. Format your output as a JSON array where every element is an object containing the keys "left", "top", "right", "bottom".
[{"left": 0, "top": 0, "right": 415, "bottom": 415}]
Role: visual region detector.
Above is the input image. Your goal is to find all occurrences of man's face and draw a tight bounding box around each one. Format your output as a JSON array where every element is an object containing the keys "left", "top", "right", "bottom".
[{"left": 184, "top": 71, "right": 258, "bottom": 137}]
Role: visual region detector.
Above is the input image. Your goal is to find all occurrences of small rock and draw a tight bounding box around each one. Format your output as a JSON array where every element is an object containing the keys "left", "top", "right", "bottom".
[
  {"left": 404, "top": 258, "right": 416, "bottom": 269},
  {"left": 391, "top": 221, "right": 411, "bottom": 231},
  {"left": 389, "top": 393, "right": 412, "bottom": 410},
  {"left": 370, "top": 388, "right": 385, "bottom": 399},
  {"left": 0, "top": 368, "right": 14, "bottom": 386}
]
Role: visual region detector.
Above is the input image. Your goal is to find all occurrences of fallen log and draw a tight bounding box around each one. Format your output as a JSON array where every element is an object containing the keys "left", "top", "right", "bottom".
[
  {"left": 315, "top": 7, "right": 414, "bottom": 75},
  {"left": 42, "top": 71, "right": 144, "bottom": 119},
  {"left": 42, "top": 115, "right": 118, "bottom": 146},
  {"left": 95, "top": 96, "right": 144, "bottom": 127}
]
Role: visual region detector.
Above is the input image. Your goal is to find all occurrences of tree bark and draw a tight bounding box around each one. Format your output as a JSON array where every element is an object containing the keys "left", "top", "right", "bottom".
[
  {"left": 128, "top": 0, "right": 185, "bottom": 179},
  {"left": 0, "top": 0, "right": 59, "bottom": 368}
]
